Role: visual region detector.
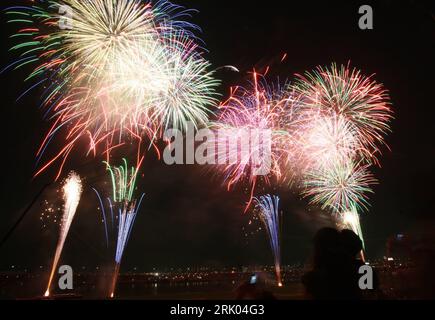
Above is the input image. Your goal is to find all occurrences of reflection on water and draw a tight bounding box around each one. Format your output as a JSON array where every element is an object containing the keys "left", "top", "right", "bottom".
[{"left": 0, "top": 272, "right": 305, "bottom": 300}]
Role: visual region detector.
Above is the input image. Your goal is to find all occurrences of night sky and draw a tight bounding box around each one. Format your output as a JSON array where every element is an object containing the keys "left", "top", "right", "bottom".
[{"left": 0, "top": 0, "right": 434, "bottom": 272}]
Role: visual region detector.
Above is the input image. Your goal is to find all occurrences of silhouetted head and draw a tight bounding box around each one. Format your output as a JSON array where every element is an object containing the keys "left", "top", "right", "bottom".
[
  {"left": 313, "top": 228, "right": 341, "bottom": 267},
  {"left": 340, "top": 229, "right": 363, "bottom": 257}
]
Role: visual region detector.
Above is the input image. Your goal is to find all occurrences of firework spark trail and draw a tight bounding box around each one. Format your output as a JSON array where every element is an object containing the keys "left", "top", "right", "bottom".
[
  {"left": 6, "top": 1, "right": 219, "bottom": 179},
  {"left": 45, "top": 172, "right": 82, "bottom": 297},
  {"left": 92, "top": 188, "right": 109, "bottom": 248},
  {"left": 254, "top": 195, "right": 282, "bottom": 287},
  {"left": 104, "top": 159, "right": 144, "bottom": 298}
]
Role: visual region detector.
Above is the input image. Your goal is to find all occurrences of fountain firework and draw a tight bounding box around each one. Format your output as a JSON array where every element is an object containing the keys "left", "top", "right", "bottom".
[
  {"left": 44, "top": 172, "right": 82, "bottom": 297},
  {"left": 254, "top": 195, "right": 283, "bottom": 287},
  {"left": 105, "top": 159, "right": 144, "bottom": 298}
]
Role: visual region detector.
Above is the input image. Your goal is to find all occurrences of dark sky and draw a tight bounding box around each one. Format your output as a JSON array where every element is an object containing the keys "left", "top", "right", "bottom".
[{"left": 0, "top": 0, "right": 434, "bottom": 272}]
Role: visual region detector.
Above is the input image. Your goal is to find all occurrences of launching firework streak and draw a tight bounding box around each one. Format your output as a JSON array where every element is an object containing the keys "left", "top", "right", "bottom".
[
  {"left": 212, "top": 72, "right": 292, "bottom": 210},
  {"left": 341, "top": 208, "right": 365, "bottom": 249},
  {"left": 5, "top": 0, "right": 218, "bottom": 179},
  {"left": 105, "top": 159, "right": 144, "bottom": 298},
  {"left": 254, "top": 195, "right": 283, "bottom": 287},
  {"left": 45, "top": 172, "right": 82, "bottom": 297}
]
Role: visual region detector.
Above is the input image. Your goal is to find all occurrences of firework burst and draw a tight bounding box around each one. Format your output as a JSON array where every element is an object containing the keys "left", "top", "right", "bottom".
[
  {"left": 296, "top": 114, "right": 362, "bottom": 171},
  {"left": 5, "top": 0, "right": 219, "bottom": 179},
  {"left": 212, "top": 71, "right": 292, "bottom": 209},
  {"left": 303, "top": 160, "right": 377, "bottom": 215},
  {"left": 293, "top": 64, "right": 393, "bottom": 251},
  {"left": 293, "top": 63, "right": 393, "bottom": 164}
]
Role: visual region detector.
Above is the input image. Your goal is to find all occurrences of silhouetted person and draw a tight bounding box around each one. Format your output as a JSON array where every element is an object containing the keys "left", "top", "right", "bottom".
[
  {"left": 302, "top": 228, "right": 364, "bottom": 300},
  {"left": 341, "top": 229, "right": 364, "bottom": 260}
]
